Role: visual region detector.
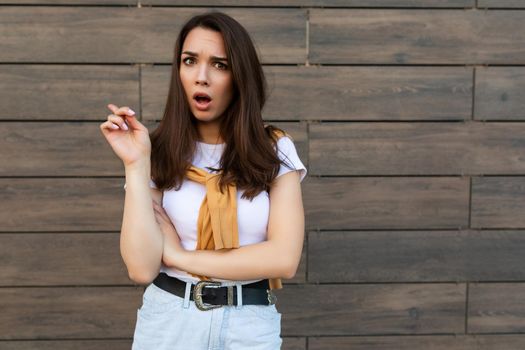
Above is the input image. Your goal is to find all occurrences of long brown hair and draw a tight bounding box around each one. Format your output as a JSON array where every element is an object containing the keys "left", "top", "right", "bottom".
[{"left": 149, "top": 11, "right": 294, "bottom": 200}]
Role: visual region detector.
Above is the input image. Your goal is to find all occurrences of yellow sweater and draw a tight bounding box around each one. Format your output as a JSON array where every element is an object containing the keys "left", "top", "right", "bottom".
[{"left": 184, "top": 129, "right": 290, "bottom": 290}]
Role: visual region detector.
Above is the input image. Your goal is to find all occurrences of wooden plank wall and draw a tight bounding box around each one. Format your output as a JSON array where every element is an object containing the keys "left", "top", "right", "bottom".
[{"left": 1, "top": 1, "right": 525, "bottom": 349}]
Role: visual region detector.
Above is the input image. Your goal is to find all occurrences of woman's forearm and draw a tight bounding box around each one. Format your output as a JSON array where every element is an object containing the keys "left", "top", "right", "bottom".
[
  {"left": 164, "top": 240, "right": 293, "bottom": 280},
  {"left": 121, "top": 160, "right": 164, "bottom": 284}
]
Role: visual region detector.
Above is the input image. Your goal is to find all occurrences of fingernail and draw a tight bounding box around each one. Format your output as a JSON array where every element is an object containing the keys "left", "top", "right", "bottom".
[
  {"left": 122, "top": 123, "right": 129, "bottom": 131},
  {"left": 111, "top": 124, "right": 119, "bottom": 129},
  {"left": 128, "top": 108, "right": 135, "bottom": 115}
]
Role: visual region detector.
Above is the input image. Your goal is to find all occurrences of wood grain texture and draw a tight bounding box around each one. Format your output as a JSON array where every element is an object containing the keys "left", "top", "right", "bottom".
[
  {"left": 471, "top": 176, "right": 525, "bottom": 228},
  {"left": 0, "top": 340, "right": 133, "bottom": 350},
  {"left": 303, "top": 177, "right": 469, "bottom": 230},
  {"left": 309, "top": 334, "right": 525, "bottom": 349},
  {"left": 478, "top": 0, "right": 525, "bottom": 7},
  {"left": 144, "top": 65, "right": 472, "bottom": 121},
  {"left": 309, "top": 122, "right": 525, "bottom": 175},
  {"left": 0, "top": 233, "right": 130, "bottom": 286},
  {"left": 0, "top": 286, "right": 143, "bottom": 338},
  {"left": 0, "top": 65, "right": 139, "bottom": 120},
  {"left": 0, "top": 7, "right": 305, "bottom": 63},
  {"left": 143, "top": 0, "right": 475, "bottom": 6},
  {"left": 469, "top": 283, "right": 525, "bottom": 333},
  {"left": 310, "top": 9, "right": 525, "bottom": 64},
  {"left": 308, "top": 230, "right": 525, "bottom": 283},
  {"left": 475, "top": 67, "right": 525, "bottom": 120},
  {"left": 276, "top": 283, "right": 465, "bottom": 335},
  {"left": 0, "top": 178, "right": 124, "bottom": 231},
  {"left": 0, "top": 0, "right": 475, "bottom": 6}
]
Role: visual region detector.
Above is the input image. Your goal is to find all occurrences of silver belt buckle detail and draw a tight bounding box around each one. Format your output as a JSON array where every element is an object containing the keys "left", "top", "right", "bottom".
[
  {"left": 267, "top": 289, "right": 277, "bottom": 305},
  {"left": 193, "top": 280, "right": 223, "bottom": 311}
]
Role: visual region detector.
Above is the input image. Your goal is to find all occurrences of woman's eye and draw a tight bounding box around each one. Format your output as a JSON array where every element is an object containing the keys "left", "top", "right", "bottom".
[
  {"left": 215, "top": 62, "right": 228, "bottom": 70},
  {"left": 183, "top": 57, "right": 194, "bottom": 65}
]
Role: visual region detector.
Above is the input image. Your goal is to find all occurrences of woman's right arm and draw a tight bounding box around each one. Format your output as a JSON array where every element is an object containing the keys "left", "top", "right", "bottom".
[
  {"left": 100, "top": 103, "right": 164, "bottom": 285},
  {"left": 122, "top": 160, "right": 164, "bottom": 285}
]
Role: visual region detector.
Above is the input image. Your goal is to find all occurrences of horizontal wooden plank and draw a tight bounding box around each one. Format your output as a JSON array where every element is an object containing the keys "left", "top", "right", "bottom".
[
  {"left": 0, "top": 286, "right": 143, "bottom": 339},
  {"left": 0, "top": 7, "right": 305, "bottom": 63},
  {"left": 310, "top": 9, "right": 525, "bottom": 64},
  {"left": 143, "top": 0, "right": 474, "bottom": 6},
  {"left": 0, "top": 337, "right": 305, "bottom": 350},
  {"left": 309, "top": 334, "right": 525, "bottom": 350},
  {"left": 0, "top": 340, "right": 132, "bottom": 350},
  {"left": 0, "top": 0, "right": 475, "bottom": 6},
  {"left": 0, "top": 233, "right": 131, "bottom": 286},
  {"left": 469, "top": 283, "right": 525, "bottom": 333},
  {"left": 0, "top": 178, "right": 124, "bottom": 231},
  {"left": 478, "top": 0, "right": 525, "bottom": 8},
  {"left": 275, "top": 283, "right": 465, "bottom": 335},
  {"left": 309, "top": 122, "right": 525, "bottom": 175},
  {"left": 0, "top": 122, "right": 124, "bottom": 176},
  {"left": 471, "top": 176, "right": 525, "bottom": 228},
  {"left": 0, "top": 65, "right": 139, "bottom": 120},
  {"left": 0, "top": 120, "right": 306, "bottom": 176},
  {"left": 308, "top": 230, "right": 525, "bottom": 283},
  {"left": 144, "top": 65, "right": 472, "bottom": 121},
  {"left": 475, "top": 67, "right": 525, "bottom": 121},
  {"left": 303, "top": 177, "right": 469, "bottom": 230}
]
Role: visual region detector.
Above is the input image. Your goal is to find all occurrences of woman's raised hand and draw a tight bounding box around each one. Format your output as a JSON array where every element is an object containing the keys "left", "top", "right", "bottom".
[{"left": 99, "top": 104, "right": 151, "bottom": 167}]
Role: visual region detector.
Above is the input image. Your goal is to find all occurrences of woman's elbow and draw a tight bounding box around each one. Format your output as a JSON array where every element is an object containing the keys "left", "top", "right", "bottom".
[{"left": 282, "top": 259, "right": 299, "bottom": 279}]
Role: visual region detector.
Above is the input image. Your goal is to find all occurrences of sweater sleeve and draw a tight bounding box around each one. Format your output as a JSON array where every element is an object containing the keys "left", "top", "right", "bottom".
[{"left": 275, "top": 135, "right": 307, "bottom": 183}]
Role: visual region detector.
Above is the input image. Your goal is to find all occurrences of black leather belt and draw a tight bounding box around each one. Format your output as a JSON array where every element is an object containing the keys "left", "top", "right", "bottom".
[{"left": 152, "top": 272, "right": 278, "bottom": 311}]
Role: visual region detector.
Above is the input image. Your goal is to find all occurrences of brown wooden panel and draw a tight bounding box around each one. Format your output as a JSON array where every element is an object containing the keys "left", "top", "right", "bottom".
[
  {"left": 0, "top": 286, "right": 142, "bottom": 338},
  {"left": 0, "top": 65, "right": 138, "bottom": 120},
  {"left": 478, "top": 0, "right": 525, "bottom": 7},
  {"left": 0, "top": 7, "right": 305, "bottom": 64},
  {"left": 475, "top": 67, "right": 525, "bottom": 121},
  {"left": 0, "top": 0, "right": 473, "bottom": 6},
  {"left": 282, "top": 337, "right": 306, "bottom": 350},
  {"left": 469, "top": 283, "right": 525, "bottom": 333},
  {"left": 0, "top": 120, "right": 305, "bottom": 177},
  {"left": 144, "top": 65, "right": 471, "bottom": 121},
  {"left": 309, "top": 122, "right": 525, "bottom": 175},
  {"left": 274, "top": 283, "right": 465, "bottom": 335},
  {"left": 308, "top": 230, "right": 525, "bottom": 283},
  {"left": 304, "top": 177, "right": 469, "bottom": 230},
  {"left": 0, "top": 233, "right": 130, "bottom": 286},
  {"left": 0, "top": 122, "right": 123, "bottom": 176},
  {"left": 310, "top": 9, "right": 525, "bottom": 64},
  {"left": 0, "top": 178, "right": 123, "bottom": 231},
  {"left": 268, "top": 66, "right": 471, "bottom": 121},
  {"left": 471, "top": 177, "right": 525, "bottom": 229},
  {"left": 309, "top": 334, "right": 525, "bottom": 350},
  {"left": 144, "top": 0, "right": 474, "bottom": 5},
  {"left": 0, "top": 340, "right": 133, "bottom": 350}
]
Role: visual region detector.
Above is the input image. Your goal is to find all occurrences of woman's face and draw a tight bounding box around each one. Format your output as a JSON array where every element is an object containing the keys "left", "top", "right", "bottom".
[{"left": 180, "top": 27, "right": 234, "bottom": 126}]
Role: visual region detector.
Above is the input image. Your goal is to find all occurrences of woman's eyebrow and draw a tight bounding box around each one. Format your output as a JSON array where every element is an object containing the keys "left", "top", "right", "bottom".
[{"left": 181, "top": 51, "right": 228, "bottom": 61}]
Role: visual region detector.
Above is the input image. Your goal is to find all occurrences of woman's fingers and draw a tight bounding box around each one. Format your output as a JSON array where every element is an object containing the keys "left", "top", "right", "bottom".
[
  {"left": 100, "top": 120, "right": 120, "bottom": 131},
  {"left": 107, "top": 114, "right": 129, "bottom": 131}
]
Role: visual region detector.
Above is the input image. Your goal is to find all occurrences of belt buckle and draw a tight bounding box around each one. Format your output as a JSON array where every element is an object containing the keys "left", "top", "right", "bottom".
[
  {"left": 267, "top": 289, "right": 277, "bottom": 305},
  {"left": 193, "top": 280, "right": 223, "bottom": 311}
]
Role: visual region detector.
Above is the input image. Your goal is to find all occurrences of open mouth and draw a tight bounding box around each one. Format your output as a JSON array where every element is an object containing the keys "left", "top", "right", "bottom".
[{"left": 193, "top": 93, "right": 212, "bottom": 110}]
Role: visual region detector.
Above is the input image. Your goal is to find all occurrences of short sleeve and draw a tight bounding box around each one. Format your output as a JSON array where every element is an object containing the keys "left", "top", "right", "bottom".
[
  {"left": 123, "top": 179, "right": 157, "bottom": 190},
  {"left": 275, "top": 136, "right": 307, "bottom": 182}
]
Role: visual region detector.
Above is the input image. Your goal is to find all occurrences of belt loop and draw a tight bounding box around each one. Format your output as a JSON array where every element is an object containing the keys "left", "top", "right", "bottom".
[
  {"left": 183, "top": 281, "right": 192, "bottom": 309},
  {"left": 235, "top": 283, "right": 243, "bottom": 309}
]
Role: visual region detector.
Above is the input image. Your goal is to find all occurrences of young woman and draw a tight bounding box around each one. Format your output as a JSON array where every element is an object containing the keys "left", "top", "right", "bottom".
[{"left": 100, "top": 11, "right": 307, "bottom": 350}]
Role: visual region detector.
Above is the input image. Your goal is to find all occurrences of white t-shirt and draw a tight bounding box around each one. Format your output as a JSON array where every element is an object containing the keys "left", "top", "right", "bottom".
[{"left": 124, "top": 135, "right": 307, "bottom": 285}]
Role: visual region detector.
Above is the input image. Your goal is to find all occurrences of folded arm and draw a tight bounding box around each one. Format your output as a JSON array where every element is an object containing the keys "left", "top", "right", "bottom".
[{"left": 159, "top": 170, "right": 305, "bottom": 280}]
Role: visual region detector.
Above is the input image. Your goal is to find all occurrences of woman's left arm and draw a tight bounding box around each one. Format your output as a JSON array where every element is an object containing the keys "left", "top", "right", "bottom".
[{"left": 155, "top": 170, "right": 305, "bottom": 280}]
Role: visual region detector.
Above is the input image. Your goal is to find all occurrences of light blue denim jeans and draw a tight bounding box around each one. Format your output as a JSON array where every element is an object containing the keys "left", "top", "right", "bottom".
[{"left": 131, "top": 280, "right": 282, "bottom": 350}]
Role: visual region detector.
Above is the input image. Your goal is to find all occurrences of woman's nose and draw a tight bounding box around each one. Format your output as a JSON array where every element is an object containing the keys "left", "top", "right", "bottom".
[{"left": 196, "top": 64, "right": 209, "bottom": 83}]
